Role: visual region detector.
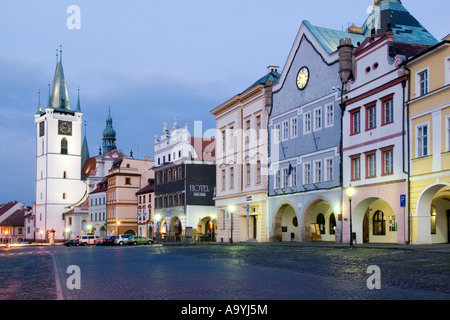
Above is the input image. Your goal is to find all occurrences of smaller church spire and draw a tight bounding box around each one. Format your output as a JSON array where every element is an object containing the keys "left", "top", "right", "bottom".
[
  {"left": 76, "top": 87, "right": 82, "bottom": 113},
  {"left": 35, "top": 90, "right": 41, "bottom": 114}
]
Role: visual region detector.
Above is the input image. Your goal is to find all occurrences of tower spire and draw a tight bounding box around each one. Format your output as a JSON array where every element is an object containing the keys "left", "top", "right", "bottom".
[
  {"left": 76, "top": 87, "right": 82, "bottom": 113},
  {"left": 35, "top": 90, "right": 41, "bottom": 114},
  {"left": 50, "top": 45, "right": 70, "bottom": 110}
]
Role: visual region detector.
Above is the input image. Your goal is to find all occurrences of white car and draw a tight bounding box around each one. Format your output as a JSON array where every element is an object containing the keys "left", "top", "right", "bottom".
[{"left": 78, "top": 235, "right": 100, "bottom": 246}]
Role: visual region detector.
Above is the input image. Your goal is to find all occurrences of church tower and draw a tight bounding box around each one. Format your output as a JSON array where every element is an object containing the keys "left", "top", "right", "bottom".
[
  {"left": 102, "top": 108, "right": 117, "bottom": 154},
  {"left": 34, "top": 49, "right": 88, "bottom": 243}
]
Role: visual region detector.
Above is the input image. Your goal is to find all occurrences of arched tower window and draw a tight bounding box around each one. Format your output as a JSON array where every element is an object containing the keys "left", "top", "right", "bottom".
[
  {"left": 63, "top": 171, "right": 67, "bottom": 179},
  {"left": 61, "top": 138, "right": 68, "bottom": 154}
]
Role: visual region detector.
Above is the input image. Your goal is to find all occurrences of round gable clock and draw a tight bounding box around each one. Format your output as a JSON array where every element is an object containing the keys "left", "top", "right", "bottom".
[{"left": 296, "top": 66, "right": 309, "bottom": 90}]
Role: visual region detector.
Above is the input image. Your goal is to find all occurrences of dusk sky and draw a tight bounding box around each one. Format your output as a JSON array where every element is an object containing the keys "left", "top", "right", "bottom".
[{"left": 0, "top": 0, "right": 448, "bottom": 205}]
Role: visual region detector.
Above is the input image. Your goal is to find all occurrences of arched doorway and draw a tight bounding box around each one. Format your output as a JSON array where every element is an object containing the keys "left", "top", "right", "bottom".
[
  {"left": 124, "top": 229, "right": 136, "bottom": 235},
  {"left": 169, "top": 217, "right": 182, "bottom": 236},
  {"left": 416, "top": 184, "right": 450, "bottom": 244},
  {"left": 274, "top": 203, "right": 298, "bottom": 242},
  {"left": 352, "top": 198, "right": 396, "bottom": 244},
  {"left": 301, "top": 199, "right": 336, "bottom": 242}
]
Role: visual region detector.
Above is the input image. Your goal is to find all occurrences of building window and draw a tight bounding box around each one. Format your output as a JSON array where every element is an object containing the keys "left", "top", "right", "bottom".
[
  {"left": 125, "top": 177, "right": 131, "bottom": 185},
  {"left": 282, "top": 168, "right": 289, "bottom": 188},
  {"left": 314, "top": 108, "right": 322, "bottom": 131},
  {"left": 419, "top": 70, "right": 429, "bottom": 96},
  {"left": 221, "top": 169, "right": 226, "bottom": 190},
  {"left": 290, "top": 165, "right": 297, "bottom": 187},
  {"left": 325, "top": 103, "right": 334, "bottom": 127},
  {"left": 275, "top": 170, "right": 281, "bottom": 189},
  {"left": 317, "top": 214, "right": 325, "bottom": 234},
  {"left": 381, "top": 94, "right": 394, "bottom": 125},
  {"left": 366, "top": 102, "right": 377, "bottom": 130},
  {"left": 303, "top": 112, "right": 311, "bottom": 134},
  {"left": 417, "top": 123, "right": 429, "bottom": 157},
  {"left": 246, "top": 164, "right": 251, "bottom": 186},
  {"left": 245, "top": 120, "right": 251, "bottom": 143},
  {"left": 274, "top": 123, "right": 281, "bottom": 143},
  {"left": 381, "top": 146, "right": 394, "bottom": 175},
  {"left": 365, "top": 151, "right": 377, "bottom": 178},
  {"left": 445, "top": 57, "right": 450, "bottom": 85},
  {"left": 63, "top": 171, "right": 67, "bottom": 179},
  {"left": 63, "top": 192, "right": 66, "bottom": 200},
  {"left": 303, "top": 163, "right": 311, "bottom": 185},
  {"left": 325, "top": 158, "right": 333, "bottom": 181},
  {"left": 256, "top": 115, "right": 261, "bottom": 138},
  {"left": 350, "top": 108, "right": 361, "bottom": 135},
  {"left": 229, "top": 126, "right": 234, "bottom": 150},
  {"left": 222, "top": 130, "right": 226, "bottom": 152},
  {"left": 290, "top": 117, "right": 298, "bottom": 138},
  {"left": 282, "top": 120, "right": 289, "bottom": 141},
  {"left": 256, "top": 161, "right": 262, "bottom": 184},
  {"left": 446, "top": 116, "right": 450, "bottom": 152},
  {"left": 61, "top": 138, "right": 68, "bottom": 154},
  {"left": 329, "top": 213, "right": 336, "bottom": 235},
  {"left": 373, "top": 210, "right": 386, "bottom": 235},
  {"left": 314, "top": 160, "right": 322, "bottom": 184},
  {"left": 230, "top": 167, "right": 234, "bottom": 189}
]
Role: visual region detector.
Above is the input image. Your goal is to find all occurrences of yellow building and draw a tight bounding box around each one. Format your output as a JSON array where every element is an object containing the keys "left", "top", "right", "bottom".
[{"left": 407, "top": 36, "right": 450, "bottom": 244}]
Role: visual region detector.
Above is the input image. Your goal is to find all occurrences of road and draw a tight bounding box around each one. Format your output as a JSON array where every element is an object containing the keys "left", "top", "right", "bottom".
[{"left": 1, "top": 243, "right": 449, "bottom": 302}]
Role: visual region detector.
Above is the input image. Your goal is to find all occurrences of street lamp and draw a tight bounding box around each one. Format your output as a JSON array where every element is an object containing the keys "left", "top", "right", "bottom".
[
  {"left": 39, "top": 230, "right": 44, "bottom": 246},
  {"left": 346, "top": 184, "right": 355, "bottom": 247},
  {"left": 116, "top": 220, "right": 121, "bottom": 236},
  {"left": 155, "top": 214, "right": 162, "bottom": 244},
  {"left": 228, "top": 204, "right": 236, "bottom": 244}
]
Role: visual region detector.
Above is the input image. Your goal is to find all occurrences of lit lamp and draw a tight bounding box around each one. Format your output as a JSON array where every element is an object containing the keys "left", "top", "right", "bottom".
[
  {"left": 116, "top": 220, "right": 121, "bottom": 236},
  {"left": 228, "top": 204, "right": 236, "bottom": 244},
  {"left": 39, "top": 230, "right": 44, "bottom": 246},
  {"left": 346, "top": 184, "right": 355, "bottom": 247}
]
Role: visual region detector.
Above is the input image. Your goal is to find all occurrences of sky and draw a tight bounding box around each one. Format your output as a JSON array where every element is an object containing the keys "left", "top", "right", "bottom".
[{"left": 0, "top": 0, "right": 448, "bottom": 206}]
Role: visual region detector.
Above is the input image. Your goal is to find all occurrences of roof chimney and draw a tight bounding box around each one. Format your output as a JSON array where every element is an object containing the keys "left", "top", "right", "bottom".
[{"left": 267, "top": 65, "right": 280, "bottom": 74}]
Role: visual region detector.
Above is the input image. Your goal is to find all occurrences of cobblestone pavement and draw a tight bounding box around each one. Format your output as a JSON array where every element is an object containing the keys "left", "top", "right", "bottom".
[{"left": 1, "top": 243, "right": 449, "bottom": 301}]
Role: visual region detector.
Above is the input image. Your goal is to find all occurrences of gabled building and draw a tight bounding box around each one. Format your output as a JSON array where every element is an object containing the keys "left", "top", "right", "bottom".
[
  {"left": 106, "top": 156, "right": 154, "bottom": 236},
  {"left": 339, "top": 0, "right": 438, "bottom": 245},
  {"left": 211, "top": 66, "right": 280, "bottom": 243},
  {"left": 268, "top": 20, "right": 365, "bottom": 243}
]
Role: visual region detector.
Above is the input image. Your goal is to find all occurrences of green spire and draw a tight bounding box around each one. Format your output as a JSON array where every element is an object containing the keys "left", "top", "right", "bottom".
[
  {"left": 81, "top": 121, "right": 90, "bottom": 180},
  {"left": 76, "top": 87, "right": 82, "bottom": 113},
  {"left": 50, "top": 46, "right": 70, "bottom": 110}
]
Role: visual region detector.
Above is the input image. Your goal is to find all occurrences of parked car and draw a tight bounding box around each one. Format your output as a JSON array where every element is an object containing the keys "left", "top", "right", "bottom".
[
  {"left": 114, "top": 234, "right": 133, "bottom": 245},
  {"left": 97, "top": 236, "right": 116, "bottom": 246},
  {"left": 78, "top": 235, "right": 100, "bottom": 246},
  {"left": 128, "top": 235, "right": 153, "bottom": 245},
  {"left": 65, "top": 239, "right": 76, "bottom": 247}
]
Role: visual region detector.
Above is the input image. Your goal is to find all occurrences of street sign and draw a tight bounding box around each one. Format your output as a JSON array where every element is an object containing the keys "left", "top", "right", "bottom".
[{"left": 400, "top": 194, "right": 406, "bottom": 208}]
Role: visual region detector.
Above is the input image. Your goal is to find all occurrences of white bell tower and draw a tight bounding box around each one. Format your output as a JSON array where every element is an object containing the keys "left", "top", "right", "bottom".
[{"left": 34, "top": 49, "right": 87, "bottom": 243}]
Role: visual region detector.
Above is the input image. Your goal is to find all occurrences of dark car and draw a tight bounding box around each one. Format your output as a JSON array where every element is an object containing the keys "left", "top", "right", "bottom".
[
  {"left": 99, "top": 236, "right": 116, "bottom": 246},
  {"left": 65, "top": 239, "right": 76, "bottom": 247}
]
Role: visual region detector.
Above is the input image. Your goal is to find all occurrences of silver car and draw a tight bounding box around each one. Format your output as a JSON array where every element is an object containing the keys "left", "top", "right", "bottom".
[{"left": 114, "top": 234, "right": 133, "bottom": 245}]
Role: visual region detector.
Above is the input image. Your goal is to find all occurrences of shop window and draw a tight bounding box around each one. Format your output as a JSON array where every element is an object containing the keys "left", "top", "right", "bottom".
[{"left": 373, "top": 210, "right": 386, "bottom": 235}]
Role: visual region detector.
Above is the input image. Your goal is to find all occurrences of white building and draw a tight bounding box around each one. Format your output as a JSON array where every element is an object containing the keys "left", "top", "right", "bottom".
[{"left": 34, "top": 51, "right": 88, "bottom": 243}]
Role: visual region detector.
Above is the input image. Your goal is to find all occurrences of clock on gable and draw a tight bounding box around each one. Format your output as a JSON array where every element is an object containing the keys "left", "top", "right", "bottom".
[
  {"left": 58, "top": 120, "right": 72, "bottom": 136},
  {"left": 296, "top": 66, "right": 309, "bottom": 90}
]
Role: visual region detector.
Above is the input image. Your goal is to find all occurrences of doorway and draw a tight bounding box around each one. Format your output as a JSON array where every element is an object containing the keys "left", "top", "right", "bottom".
[{"left": 363, "top": 211, "right": 369, "bottom": 243}]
